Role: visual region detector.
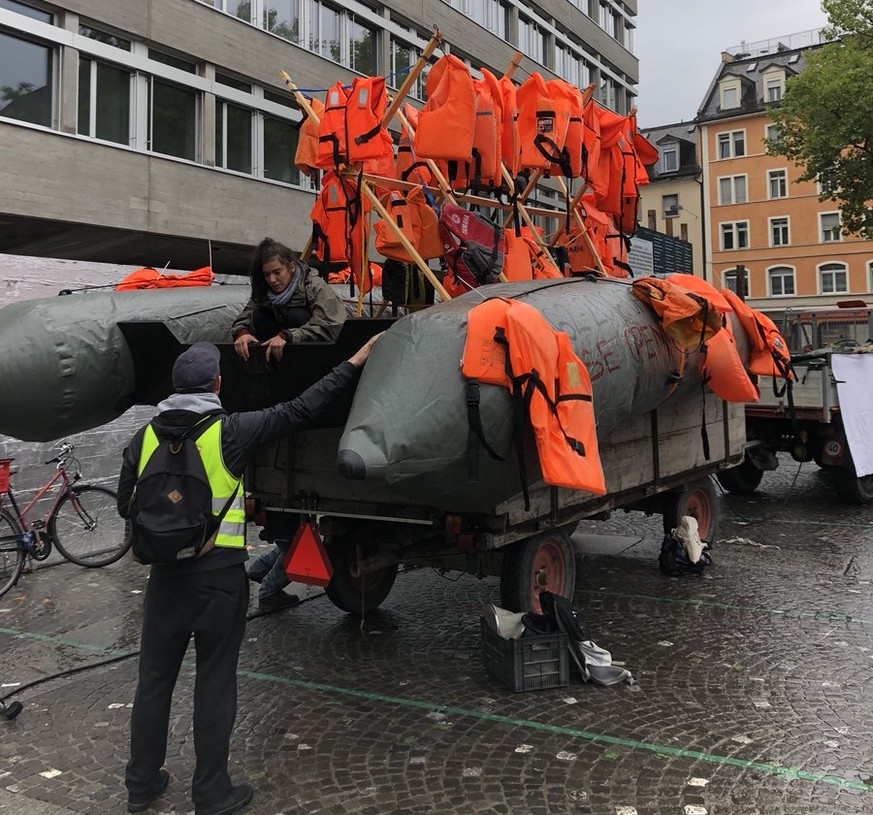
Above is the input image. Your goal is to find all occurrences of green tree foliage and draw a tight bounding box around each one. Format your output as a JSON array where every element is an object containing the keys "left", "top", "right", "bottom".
[{"left": 767, "top": 0, "right": 873, "bottom": 238}]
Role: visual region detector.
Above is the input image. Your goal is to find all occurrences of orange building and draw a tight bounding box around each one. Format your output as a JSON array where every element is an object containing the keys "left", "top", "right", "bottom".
[{"left": 697, "top": 32, "right": 873, "bottom": 313}]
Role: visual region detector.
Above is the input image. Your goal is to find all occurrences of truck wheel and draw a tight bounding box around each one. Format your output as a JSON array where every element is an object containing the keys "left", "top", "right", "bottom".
[
  {"left": 835, "top": 471, "right": 873, "bottom": 505},
  {"left": 662, "top": 478, "right": 720, "bottom": 543},
  {"left": 324, "top": 538, "right": 398, "bottom": 615},
  {"left": 716, "top": 458, "right": 764, "bottom": 494},
  {"left": 499, "top": 530, "right": 576, "bottom": 614}
]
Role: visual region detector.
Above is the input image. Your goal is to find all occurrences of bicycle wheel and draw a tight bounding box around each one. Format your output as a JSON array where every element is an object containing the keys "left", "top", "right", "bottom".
[
  {"left": 0, "top": 509, "right": 25, "bottom": 597},
  {"left": 49, "top": 485, "right": 131, "bottom": 567}
]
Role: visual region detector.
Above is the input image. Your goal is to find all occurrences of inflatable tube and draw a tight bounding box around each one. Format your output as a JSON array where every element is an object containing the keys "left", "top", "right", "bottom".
[
  {"left": 337, "top": 277, "right": 749, "bottom": 512},
  {"left": 0, "top": 287, "right": 248, "bottom": 441}
]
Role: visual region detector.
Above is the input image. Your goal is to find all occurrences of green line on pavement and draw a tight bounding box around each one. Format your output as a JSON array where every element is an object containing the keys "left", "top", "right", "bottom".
[
  {"left": 0, "top": 625, "right": 132, "bottom": 655},
  {"left": 578, "top": 591, "right": 873, "bottom": 625},
  {"left": 239, "top": 668, "right": 872, "bottom": 792}
]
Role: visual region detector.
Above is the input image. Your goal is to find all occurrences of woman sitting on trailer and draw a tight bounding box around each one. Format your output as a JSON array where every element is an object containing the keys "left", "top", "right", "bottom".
[{"left": 231, "top": 237, "right": 347, "bottom": 362}]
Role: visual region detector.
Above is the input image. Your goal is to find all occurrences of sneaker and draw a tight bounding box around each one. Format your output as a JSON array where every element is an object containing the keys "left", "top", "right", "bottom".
[
  {"left": 127, "top": 768, "right": 170, "bottom": 813},
  {"left": 195, "top": 783, "right": 253, "bottom": 815},
  {"left": 258, "top": 591, "right": 300, "bottom": 610}
]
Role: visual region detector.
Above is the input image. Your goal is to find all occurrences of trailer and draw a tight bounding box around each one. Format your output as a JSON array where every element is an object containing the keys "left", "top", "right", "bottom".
[
  {"left": 717, "top": 303, "right": 873, "bottom": 504},
  {"left": 245, "top": 349, "right": 745, "bottom": 614}
]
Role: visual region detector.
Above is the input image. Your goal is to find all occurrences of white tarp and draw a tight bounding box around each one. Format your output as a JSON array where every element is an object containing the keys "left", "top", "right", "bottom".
[{"left": 831, "top": 354, "right": 873, "bottom": 477}]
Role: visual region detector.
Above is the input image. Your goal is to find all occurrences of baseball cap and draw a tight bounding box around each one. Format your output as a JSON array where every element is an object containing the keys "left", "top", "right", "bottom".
[{"left": 172, "top": 342, "right": 221, "bottom": 392}]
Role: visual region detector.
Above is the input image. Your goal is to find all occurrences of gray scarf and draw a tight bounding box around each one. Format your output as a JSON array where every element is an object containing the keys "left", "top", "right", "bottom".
[{"left": 267, "top": 262, "right": 303, "bottom": 307}]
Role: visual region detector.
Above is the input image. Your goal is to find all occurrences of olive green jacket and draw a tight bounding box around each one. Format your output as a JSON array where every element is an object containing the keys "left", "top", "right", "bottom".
[{"left": 231, "top": 269, "right": 347, "bottom": 343}]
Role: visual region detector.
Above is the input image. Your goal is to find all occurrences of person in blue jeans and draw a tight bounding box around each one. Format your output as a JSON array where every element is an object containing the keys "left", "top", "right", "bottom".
[{"left": 248, "top": 541, "right": 297, "bottom": 609}]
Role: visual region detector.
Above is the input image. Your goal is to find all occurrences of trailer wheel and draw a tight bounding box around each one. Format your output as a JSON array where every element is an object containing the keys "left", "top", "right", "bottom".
[
  {"left": 835, "top": 471, "right": 873, "bottom": 505},
  {"left": 716, "top": 458, "right": 764, "bottom": 494},
  {"left": 499, "top": 530, "right": 576, "bottom": 614},
  {"left": 662, "top": 478, "right": 720, "bottom": 543},
  {"left": 324, "top": 538, "right": 398, "bottom": 615}
]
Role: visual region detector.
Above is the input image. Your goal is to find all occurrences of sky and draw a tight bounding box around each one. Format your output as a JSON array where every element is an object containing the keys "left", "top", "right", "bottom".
[{"left": 633, "top": 0, "right": 829, "bottom": 127}]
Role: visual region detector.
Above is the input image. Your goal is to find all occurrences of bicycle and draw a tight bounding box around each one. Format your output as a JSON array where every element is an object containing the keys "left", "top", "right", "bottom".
[{"left": 0, "top": 443, "right": 131, "bottom": 597}]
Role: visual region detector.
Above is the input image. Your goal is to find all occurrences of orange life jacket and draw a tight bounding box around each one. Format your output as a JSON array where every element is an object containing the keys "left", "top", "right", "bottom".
[
  {"left": 581, "top": 100, "right": 604, "bottom": 197},
  {"left": 667, "top": 274, "right": 733, "bottom": 313},
  {"left": 470, "top": 68, "right": 503, "bottom": 188},
  {"left": 395, "top": 105, "right": 433, "bottom": 186},
  {"left": 554, "top": 194, "right": 610, "bottom": 275},
  {"left": 517, "top": 73, "right": 571, "bottom": 172},
  {"left": 498, "top": 76, "right": 521, "bottom": 177},
  {"left": 461, "top": 297, "right": 606, "bottom": 498},
  {"left": 373, "top": 186, "right": 443, "bottom": 263},
  {"left": 502, "top": 228, "right": 562, "bottom": 281},
  {"left": 309, "top": 170, "right": 369, "bottom": 269},
  {"left": 548, "top": 81, "right": 585, "bottom": 179},
  {"left": 703, "top": 324, "right": 759, "bottom": 403},
  {"left": 115, "top": 266, "right": 214, "bottom": 290},
  {"left": 294, "top": 97, "right": 325, "bottom": 180},
  {"left": 414, "top": 54, "right": 476, "bottom": 162},
  {"left": 632, "top": 277, "right": 723, "bottom": 351},
  {"left": 721, "top": 289, "right": 794, "bottom": 380},
  {"left": 316, "top": 77, "right": 394, "bottom": 169}
]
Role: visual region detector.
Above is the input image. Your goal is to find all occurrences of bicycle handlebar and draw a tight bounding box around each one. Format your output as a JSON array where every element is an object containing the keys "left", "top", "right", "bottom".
[{"left": 44, "top": 442, "right": 74, "bottom": 466}]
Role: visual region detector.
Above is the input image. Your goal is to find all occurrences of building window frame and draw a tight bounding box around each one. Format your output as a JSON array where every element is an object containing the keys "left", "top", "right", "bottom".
[
  {"left": 719, "top": 78, "right": 741, "bottom": 110},
  {"left": 720, "top": 220, "right": 750, "bottom": 251},
  {"left": 767, "top": 265, "right": 796, "bottom": 297},
  {"left": 721, "top": 268, "right": 750, "bottom": 298},
  {"left": 716, "top": 128, "right": 745, "bottom": 159},
  {"left": 768, "top": 168, "right": 788, "bottom": 199},
  {"left": 769, "top": 215, "right": 790, "bottom": 247},
  {"left": 718, "top": 174, "right": 748, "bottom": 205},
  {"left": 819, "top": 211, "right": 842, "bottom": 243},
  {"left": 661, "top": 144, "right": 678, "bottom": 173},
  {"left": 818, "top": 261, "right": 849, "bottom": 295},
  {"left": 0, "top": 28, "right": 58, "bottom": 129},
  {"left": 765, "top": 76, "right": 784, "bottom": 103}
]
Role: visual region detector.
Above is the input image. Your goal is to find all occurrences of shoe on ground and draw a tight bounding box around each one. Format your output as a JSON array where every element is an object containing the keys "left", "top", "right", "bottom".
[
  {"left": 127, "top": 768, "right": 170, "bottom": 813},
  {"left": 258, "top": 591, "right": 300, "bottom": 610},
  {"left": 195, "top": 783, "right": 253, "bottom": 815}
]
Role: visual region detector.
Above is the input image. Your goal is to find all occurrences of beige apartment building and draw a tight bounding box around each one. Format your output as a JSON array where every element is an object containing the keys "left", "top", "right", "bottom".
[{"left": 0, "top": 0, "right": 638, "bottom": 272}]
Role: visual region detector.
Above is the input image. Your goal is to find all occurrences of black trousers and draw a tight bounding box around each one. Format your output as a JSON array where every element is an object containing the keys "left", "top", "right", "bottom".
[{"left": 126, "top": 564, "right": 249, "bottom": 807}]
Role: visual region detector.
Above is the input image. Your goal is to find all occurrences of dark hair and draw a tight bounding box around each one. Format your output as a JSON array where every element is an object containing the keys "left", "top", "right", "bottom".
[{"left": 249, "top": 237, "right": 303, "bottom": 299}]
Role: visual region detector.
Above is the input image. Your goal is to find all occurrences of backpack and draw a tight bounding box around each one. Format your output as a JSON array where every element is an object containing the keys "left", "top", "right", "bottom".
[
  {"left": 438, "top": 203, "right": 505, "bottom": 289},
  {"left": 658, "top": 532, "right": 712, "bottom": 576},
  {"left": 129, "top": 415, "right": 239, "bottom": 565}
]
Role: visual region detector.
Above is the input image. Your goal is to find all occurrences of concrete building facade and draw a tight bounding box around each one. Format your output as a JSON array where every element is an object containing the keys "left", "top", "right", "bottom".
[{"left": 0, "top": 0, "right": 638, "bottom": 272}]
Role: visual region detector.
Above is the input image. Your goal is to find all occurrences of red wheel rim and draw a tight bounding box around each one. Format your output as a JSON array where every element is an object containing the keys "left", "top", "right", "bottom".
[
  {"left": 530, "top": 538, "right": 567, "bottom": 613},
  {"left": 684, "top": 489, "right": 712, "bottom": 539}
]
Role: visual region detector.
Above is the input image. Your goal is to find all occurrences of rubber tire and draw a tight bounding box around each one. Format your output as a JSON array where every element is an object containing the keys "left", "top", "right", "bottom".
[
  {"left": 835, "top": 471, "right": 873, "bottom": 505},
  {"left": 716, "top": 457, "right": 764, "bottom": 494},
  {"left": 49, "top": 485, "right": 131, "bottom": 567},
  {"left": 0, "top": 509, "right": 25, "bottom": 598},
  {"left": 499, "top": 530, "right": 576, "bottom": 614},
  {"left": 323, "top": 537, "right": 398, "bottom": 615},
  {"left": 662, "top": 477, "right": 720, "bottom": 543}
]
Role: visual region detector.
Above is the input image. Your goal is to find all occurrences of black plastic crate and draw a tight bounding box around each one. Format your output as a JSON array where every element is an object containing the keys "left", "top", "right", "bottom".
[{"left": 480, "top": 618, "right": 569, "bottom": 692}]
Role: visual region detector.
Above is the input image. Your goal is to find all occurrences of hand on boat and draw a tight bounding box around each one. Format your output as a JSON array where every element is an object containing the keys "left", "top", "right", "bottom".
[
  {"left": 348, "top": 332, "right": 384, "bottom": 369},
  {"left": 233, "top": 333, "right": 259, "bottom": 360},
  {"left": 262, "top": 334, "right": 287, "bottom": 363}
]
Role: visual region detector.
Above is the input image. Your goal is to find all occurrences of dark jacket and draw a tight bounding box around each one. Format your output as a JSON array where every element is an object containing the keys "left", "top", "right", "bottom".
[
  {"left": 118, "top": 361, "right": 358, "bottom": 574},
  {"left": 231, "top": 268, "right": 348, "bottom": 343}
]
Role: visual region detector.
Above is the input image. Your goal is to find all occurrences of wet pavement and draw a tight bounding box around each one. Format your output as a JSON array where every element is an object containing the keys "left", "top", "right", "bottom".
[{"left": 2, "top": 460, "right": 873, "bottom": 815}]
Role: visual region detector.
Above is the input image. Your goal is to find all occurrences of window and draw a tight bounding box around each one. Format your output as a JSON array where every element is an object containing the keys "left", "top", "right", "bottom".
[
  {"left": 518, "top": 15, "right": 545, "bottom": 65},
  {"left": 599, "top": 1, "right": 609, "bottom": 29},
  {"left": 263, "top": 113, "right": 300, "bottom": 185},
  {"left": 449, "top": 0, "right": 508, "bottom": 37},
  {"left": 661, "top": 144, "right": 678, "bottom": 173},
  {"left": 819, "top": 262, "right": 848, "bottom": 294},
  {"left": 348, "top": 14, "right": 377, "bottom": 75},
  {"left": 820, "top": 212, "right": 842, "bottom": 242},
  {"left": 720, "top": 80, "right": 740, "bottom": 109},
  {"left": 205, "top": 0, "right": 251, "bottom": 20},
  {"left": 768, "top": 168, "right": 787, "bottom": 198},
  {"left": 77, "top": 58, "right": 131, "bottom": 145},
  {"left": 555, "top": 44, "right": 588, "bottom": 88},
  {"left": 722, "top": 268, "right": 750, "bottom": 298},
  {"left": 264, "top": 0, "right": 301, "bottom": 43},
  {"left": 149, "top": 49, "right": 197, "bottom": 73},
  {"left": 869, "top": 260, "right": 873, "bottom": 291},
  {"left": 765, "top": 124, "right": 778, "bottom": 142},
  {"left": 215, "top": 99, "right": 252, "bottom": 173},
  {"left": 149, "top": 79, "right": 198, "bottom": 160},
  {"left": 718, "top": 175, "right": 747, "bottom": 205},
  {"left": 662, "top": 193, "right": 679, "bottom": 217},
  {"left": 0, "top": 31, "right": 53, "bottom": 127},
  {"left": 79, "top": 25, "right": 131, "bottom": 51},
  {"left": 768, "top": 266, "right": 795, "bottom": 296},
  {"left": 216, "top": 72, "right": 251, "bottom": 93},
  {"left": 769, "top": 216, "right": 790, "bottom": 247},
  {"left": 390, "top": 38, "right": 425, "bottom": 99},
  {"left": 720, "top": 221, "right": 749, "bottom": 250},
  {"left": 717, "top": 130, "right": 745, "bottom": 159},
  {"left": 766, "top": 77, "right": 783, "bottom": 103},
  {"left": 0, "top": 0, "right": 52, "bottom": 22}
]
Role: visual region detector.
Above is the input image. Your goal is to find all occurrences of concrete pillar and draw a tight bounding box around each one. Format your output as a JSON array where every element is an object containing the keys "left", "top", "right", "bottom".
[
  {"left": 58, "top": 10, "right": 79, "bottom": 135},
  {"left": 202, "top": 63, "right": 216, "bottom": 167}
]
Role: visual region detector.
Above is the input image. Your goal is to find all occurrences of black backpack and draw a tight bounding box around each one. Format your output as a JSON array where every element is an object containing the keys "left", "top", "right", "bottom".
[{"left": 129, "top": 415, "right": 239, "bottom": 565}]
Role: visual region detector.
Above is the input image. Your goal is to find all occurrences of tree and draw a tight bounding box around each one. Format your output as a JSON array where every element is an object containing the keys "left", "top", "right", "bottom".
[{"left": 766, "top": 0, "right": 873, "bottom": 238}]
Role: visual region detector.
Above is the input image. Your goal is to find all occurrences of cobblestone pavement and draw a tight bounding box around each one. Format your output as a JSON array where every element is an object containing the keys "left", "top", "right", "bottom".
[{"left": 2, "top": 459, "right": 873, "bottom": 815}]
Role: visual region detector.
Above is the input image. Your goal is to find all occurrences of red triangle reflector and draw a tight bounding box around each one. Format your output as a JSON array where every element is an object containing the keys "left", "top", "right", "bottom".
[{"left": 283, "top": 521, "right": 333, "bottom": 587}]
